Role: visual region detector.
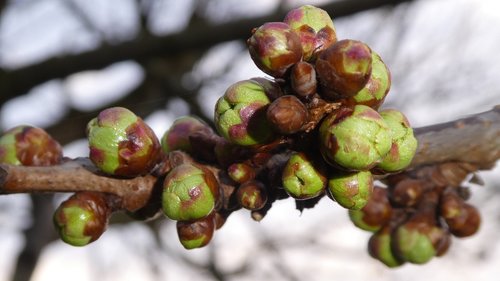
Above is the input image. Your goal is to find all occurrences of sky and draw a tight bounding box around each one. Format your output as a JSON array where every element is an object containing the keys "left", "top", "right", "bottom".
[{"left": 1, "top": 0, "right": 500, "bottom": 280}]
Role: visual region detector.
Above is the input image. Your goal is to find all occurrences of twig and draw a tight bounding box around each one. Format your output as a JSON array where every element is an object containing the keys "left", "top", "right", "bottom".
[{"left": 0, "top": 107, "right": 499, "bottom": 212}]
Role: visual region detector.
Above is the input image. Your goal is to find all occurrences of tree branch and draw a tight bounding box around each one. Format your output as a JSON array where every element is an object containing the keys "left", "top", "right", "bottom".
[
  {"left": 0, "top": 106, "right": 498, "bottom": 212},
  {"left": 0, "top": 158, "right": 158, "bottom": 211},
  {"left": 0, "top": 0, "right": 414, "bottom": 106},
  {"left": 412, "top": 105, "right": 500, "bottom": 169}
]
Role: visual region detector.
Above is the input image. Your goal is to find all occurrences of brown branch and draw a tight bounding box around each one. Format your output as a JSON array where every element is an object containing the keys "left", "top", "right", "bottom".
[
  {"left": 411, "top": 105, "right": 500, "bottom": 169},
  {"left": 1, "top": 106, "right": 499, "bottom": 212},
  {"left": 0, "top": 158, "right": 158, "bottom": 211},
  {"left": 0, "top": 0, "right": 414, "bottom": 106}
]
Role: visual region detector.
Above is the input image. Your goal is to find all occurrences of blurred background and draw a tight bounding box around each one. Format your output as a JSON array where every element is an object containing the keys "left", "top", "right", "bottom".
[{"left": 0, "top": 0, "right": 499, "bottom": 280}]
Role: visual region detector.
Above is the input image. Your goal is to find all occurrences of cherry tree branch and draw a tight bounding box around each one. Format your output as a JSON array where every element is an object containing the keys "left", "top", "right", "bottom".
[
  {"left": 0, "top": 158, "right": 158, "bottom": 211},
  {"left": 0, "top": 106, "right": 499, "bottom": 212},
  {"left": 412, "top": 105, "right": 500, "bottom": 169}
]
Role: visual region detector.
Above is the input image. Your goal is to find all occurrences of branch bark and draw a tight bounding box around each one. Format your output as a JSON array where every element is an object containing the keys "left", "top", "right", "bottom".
[
  {"left": 412, "top": 105, "right": 500, "bottom": 169},
  {"left": 1, "top": 106, "right": 498, "bottom": 212},
  {"left": 0, "top": 158, "right": 158, "bottom": 211},
  {"left": 0, "top": 0, "right": 414, "bottom": 106}
]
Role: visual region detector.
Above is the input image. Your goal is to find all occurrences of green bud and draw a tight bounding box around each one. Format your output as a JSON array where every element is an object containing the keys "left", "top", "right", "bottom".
[
  {"left": 87, "top": 107, "right": 161, "bottom": 177},
  {"left": 0, "top": 125, "right": 62, "bottom": 166},
  {"left": 319, "top": 105, "right": 392, "bottom": 171},
  {"left": 347, "top": 51, "right": 391, "bottom": 109},
  {"left": 161, "top": 116, "right": 210, "bottom": 154},
  {"left": 392, "top": 192, "right": 444, "bottom": 264},
  {"left": 282, "top": 152, "right": 326, "bottom": 199},
  {"left": 316, "top": 39, "right": 372, "bottom": 99},
  {"left": 53, "top": 192, "right": 111, "bottom": 247},
  {"left": 327, "top": 170, "right": 373, "bottom": 210},
  {"left": 348, "top": 186, "right": 392, "bottom": 232},
  {"left": 162, "top": 164, "right": 219, "bottom": 221},
  {"left": 284, "top": 5, "right": 337, "bottom": 61},
  {"left": 368, "top": 226, "right": 405, "bottom": 268},
  {"left": 376, "top": 109, "right": 418, "bottom": 172},
  {"left": 177, "top": 214, "right": 215, "bottom": 249},
  {"left": 214, "top": 80, "right": 274, "bottom": 146},
  {"left": 393, "top": 223, "right": 441, "bottom": 264},
  {"left": 247, "top": 22, "right": 302, "bottom": 78}
]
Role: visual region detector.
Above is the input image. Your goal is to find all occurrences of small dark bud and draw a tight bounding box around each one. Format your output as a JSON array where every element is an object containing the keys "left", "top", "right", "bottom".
[
  {"left": 177, "top": 214, "right": 215, "bottom": 249},
  {"left": 349, "top": 186, "right": 392, "bottom": 232},
  {"left": 389, "top": 178, "right": 425, "bottom": 207},
  {"left": 440, "top": 189, "right": 481, "bottom": 238},
  {"left": 227, "top": 162, "right": 256, "bottom": 184},
  {"left": 267, "top": 95, "right": 309, "bottom": 134},
  {"left": 290, "top": 61, "right": 317, "bottom": 99},
  {"left": 236, "top": 180, "right": 268, "bottom": 210}
]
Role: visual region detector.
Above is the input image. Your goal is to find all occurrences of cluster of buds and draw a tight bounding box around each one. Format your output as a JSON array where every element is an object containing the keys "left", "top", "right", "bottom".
[
  {"left": 159, "top": 5, "right": 420, "bottom": 249},
  {"left": 350, "top": 162, "right": 481, "bottom": 267},
  {"left": 0, "top": 5, "right": 485, "bottom": 264}
]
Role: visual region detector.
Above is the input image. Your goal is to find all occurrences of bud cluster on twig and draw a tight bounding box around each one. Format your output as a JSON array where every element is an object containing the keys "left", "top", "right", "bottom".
[{"left": 0, "top": 4, "right": 490, "bottom": 267}]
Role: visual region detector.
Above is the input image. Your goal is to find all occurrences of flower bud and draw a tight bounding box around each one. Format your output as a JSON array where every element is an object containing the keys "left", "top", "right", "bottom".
[
  {"left": 368, "top": 226, "right": 405, "bottom": 268},
  {"left": 283, "top": 5, "right": 337, "bottom": 61},
  {"left": 161, "top": 116, "right": 211, "bottom": 154},
  {"left": 327, "top": 170, "right": 373, "bottom": 210},
  {"left": 176, "top": 214, "right": 215, "bottom": 249},
  {"left": 162, "top": 164, "right": 219, "bottom": 221},
  {"left": 214, "top": 80, "right": 274, "bottom": 146},
  {"left": 440, "top": 189, "right": 481, "bottom": 237},
  {"left": 236, "top": 180, "right": 268, "bottom": 210},
  {"left": 392, "top": 192, "right": 444, "bottom": 264},
  {"left": 53, "top": 192, "right": 111, "bottom": 247},
  {"left": 376, "top": 109, "right": 418, "bottom": 172},
  {"left": 393, "top": 221, "right": 444, "bottom": 264},
  {"left": 346, "top": 51, "right": 391, "bottom": 109},
  {"left": 282, "top": 152, "right": 326, "bottom": 200},
  {"left": 389, "top": 178, "right": 424, "bottom": 207},
  {"left": 349, "top": 186, "right": 392, "bottom": 232},
  {"left": 316, "top": 40, "right": 372, "bottom": 99},
  {"left": 319, "top": 105, "right": 392, "bottom": 171},
  {"left": 247, "top": 22, "right": 302, "bottom": 78},
  {"left": 87, "top": 107, "right": 161, "bottom": 177},
  {"left": 290, "top": 61, "right": 317, "bottom": 99},
  {"left": 266, "top": 95, "right": 308, "bottom": 134},
  {"left": 0, "top": 125, "right": 62, "bottom": 166},
  {"left": 227, "top": 162, "right": 256, "bottom": 184}
]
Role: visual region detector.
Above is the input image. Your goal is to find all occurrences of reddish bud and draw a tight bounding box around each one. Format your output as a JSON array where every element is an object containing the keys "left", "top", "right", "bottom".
[
  {"left": 316, "top": 40, "right": 372, "bottom": 99},
  {"left": 267, "top": 95, "right": 309, "bottom": 134},
  {"left": 0, "top": 125, "right": 62, "bottom": 166},
  {"left": 247, "top": 22, "right": 303, "bottom": 78},
  {"left": 290, "top": 61, "right": 317, "bottom": 99},
  {"left": 177, "top": 214, "right": 215, "bottom": 249},
  {"left": 236, "top": 180, "right": 268, "bottom": 210}
]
